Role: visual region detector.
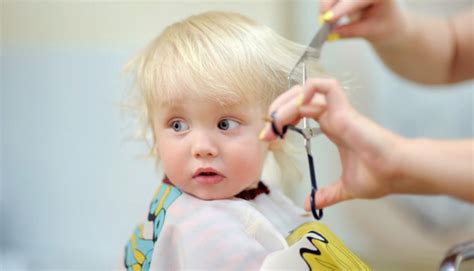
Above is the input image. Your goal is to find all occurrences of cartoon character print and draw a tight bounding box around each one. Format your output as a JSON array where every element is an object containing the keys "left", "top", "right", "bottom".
[
  {"left": 124, "top": 183, "right": 182, "bottom": 271},
  {"left": 287, "top": 222, "right": 370, "bottom": 270}
]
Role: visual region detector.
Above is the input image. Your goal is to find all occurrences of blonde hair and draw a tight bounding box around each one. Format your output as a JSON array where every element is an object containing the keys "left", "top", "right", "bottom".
[{"left": 125, "top": 11, "right": 324, "bottom": 184}]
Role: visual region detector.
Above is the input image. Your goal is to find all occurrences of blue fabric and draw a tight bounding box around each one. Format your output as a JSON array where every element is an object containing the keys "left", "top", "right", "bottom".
[{"left": 124, "top": 183, "right": 182, "bottom": 271}]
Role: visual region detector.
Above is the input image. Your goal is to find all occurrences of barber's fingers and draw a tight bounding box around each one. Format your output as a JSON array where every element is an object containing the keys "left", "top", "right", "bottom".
[
  {"left": 304, "top": 179, "right": 352, "bottom": 210},
  {"left": 319, "top": 0, "right": 338, "bottom": 14},
  {"left": 268, "top": 85, "right": 304, "bottom": 114},
  {"left": 260, "top": 78, "right": 344, "bottom": 141},
  {"left": 270, "top": 92, "right": 326, "bottom": 137},
  {"left": 261, "top": 80, "right": 329, "bottom": 141},
  {"left": 260, "top": 98, "right": 316, "bottom": 142},
  {"left": 323, "top": 0, "right": 375, "bottom": 23},
  {"left": 348, "top": 10, "right": 364, "bottom": 23},
  {"left": 297, "top": 97, "right": 327, "bottom": 120},
  {"left": 334, "top": 19, "right": 372, "bottom": 38},
  {"left": 304, "top": 78, "right": 349, "bottom": 109}
]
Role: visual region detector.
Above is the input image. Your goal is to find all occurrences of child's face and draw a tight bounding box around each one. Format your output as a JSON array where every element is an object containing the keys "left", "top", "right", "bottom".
[{"left": 154, "top": 97, "right": 270, "bottom": 200}]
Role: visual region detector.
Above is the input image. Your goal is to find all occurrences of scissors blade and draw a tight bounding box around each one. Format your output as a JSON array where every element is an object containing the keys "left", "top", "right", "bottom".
[
  {"left": 288, "top": 23, "right": 334, "bottom": 88},
  {"left": 307, "top": 22, "right": 333, "bottom": 57},
  {"left": 293, "top": 23, "right": 334, "bottom": 68}
]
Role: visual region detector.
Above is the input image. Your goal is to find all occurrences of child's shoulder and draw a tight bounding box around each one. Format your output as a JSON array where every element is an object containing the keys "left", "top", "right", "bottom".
[
  {"left": 141, "top": 182, "right": 287, "bottom": 238},
  {"left": 123, "top": 183, "right": 288, "bottom": 270},
  {"left": 142, "top": 182, "right": 308, "bottom": 235},
  {"left": 167, "top": 188, "right": 276, "bottom": 228}
]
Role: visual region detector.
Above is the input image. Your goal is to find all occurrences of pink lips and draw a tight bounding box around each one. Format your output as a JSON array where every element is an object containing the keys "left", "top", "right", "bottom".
[{"left": 193, "top": 167, "right": 224, "bottom": 185}]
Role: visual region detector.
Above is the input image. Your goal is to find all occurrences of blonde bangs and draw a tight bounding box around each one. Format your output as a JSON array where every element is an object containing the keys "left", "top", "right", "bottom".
[{"left": 129, "top": 12, "right": 323, "bottom": 111}]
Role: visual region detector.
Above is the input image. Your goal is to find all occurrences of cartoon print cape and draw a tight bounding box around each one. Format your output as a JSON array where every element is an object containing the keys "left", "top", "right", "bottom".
[{"left": 123, "top": 182, "right": 370, "bottom": 270}]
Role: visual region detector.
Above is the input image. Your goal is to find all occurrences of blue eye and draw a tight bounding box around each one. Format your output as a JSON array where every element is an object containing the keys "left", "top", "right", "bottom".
[
  {"left": 170, "top": 120, "right": 189, "bottom": 132},
  {"left": 217, "top": 119, "right": 239, "bottom": 130}
]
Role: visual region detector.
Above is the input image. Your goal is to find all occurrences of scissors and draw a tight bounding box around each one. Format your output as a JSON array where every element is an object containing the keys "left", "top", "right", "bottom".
[{"left": 271, "top": 21, "right": 334, "bottom": 220}]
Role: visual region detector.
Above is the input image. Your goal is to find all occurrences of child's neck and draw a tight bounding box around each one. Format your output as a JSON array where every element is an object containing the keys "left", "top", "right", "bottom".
[{"left": 235, "top": 181, "right": 270, "bottom": 200}]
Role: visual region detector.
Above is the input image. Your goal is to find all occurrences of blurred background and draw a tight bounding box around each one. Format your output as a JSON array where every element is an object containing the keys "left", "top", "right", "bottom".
[{"left": 1, "top": 0, "right": 473, "bottom": 270}]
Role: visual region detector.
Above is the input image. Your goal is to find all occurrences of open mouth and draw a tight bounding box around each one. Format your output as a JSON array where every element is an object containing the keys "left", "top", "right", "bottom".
[
  {"left": 198, "top": 172, "right": 217, "bottom": 176},
  {"left": 193, "top": 168, "right": 224, "bottom": 184}
]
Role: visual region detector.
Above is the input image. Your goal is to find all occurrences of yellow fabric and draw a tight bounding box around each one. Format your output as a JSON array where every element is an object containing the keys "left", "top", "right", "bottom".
[
  {"left": 154, "top": 185, "right": 171, "bottom": 217},
  {"left": 287, "top": 221, "right": 370, "bottom": 270}
]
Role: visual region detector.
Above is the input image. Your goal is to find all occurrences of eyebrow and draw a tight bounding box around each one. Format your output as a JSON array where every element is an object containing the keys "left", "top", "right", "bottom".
[
  {"left": 161, "top": 104, "right": 185, "bottom": 111},
  {"left": 155, "top": 104, "right": 185, "bottom": 121}
]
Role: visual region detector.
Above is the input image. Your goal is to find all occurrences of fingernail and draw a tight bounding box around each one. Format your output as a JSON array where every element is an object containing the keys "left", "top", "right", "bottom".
[
  {"left": 313, "top": 94, "right": 327, "bottom": 107},
  {"left": 295, "top": 93, "right": 304, "bottom": 107},
  {"left": 326, "top": 32, "right": 340, "bottom": 42},
  {"left": 259, "top": 128, "right": 266, "bottom": 140},
  {"left": 321, "top": 10, "right": 334, "bottom": 22}
]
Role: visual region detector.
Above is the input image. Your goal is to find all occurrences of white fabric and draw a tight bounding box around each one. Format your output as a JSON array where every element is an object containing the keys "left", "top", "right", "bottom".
[{"left": 142, "top": 185, "right": 311, "bottom": 270}]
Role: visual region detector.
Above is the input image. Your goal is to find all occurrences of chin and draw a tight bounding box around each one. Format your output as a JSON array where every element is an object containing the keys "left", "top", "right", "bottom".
[{"left": 190, "top": 191, "right": 234, "bottom": 201}]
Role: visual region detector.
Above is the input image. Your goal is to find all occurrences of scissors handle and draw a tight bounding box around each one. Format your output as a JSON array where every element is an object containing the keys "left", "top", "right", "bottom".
[
  {"left": 308, "top": 153, "right": 323, "bottom": 220},
  {"left": 286, "top": 126, "right": 322, "bottom": 139},
  {"left": 269, "top": 118, "right": 324, "bottom": 220},
  {"left": 310, "top": 189, "right": 323, "bottom": 220},
  {"left": 301, "top": 127, "right": 322, "bottom": 139}
]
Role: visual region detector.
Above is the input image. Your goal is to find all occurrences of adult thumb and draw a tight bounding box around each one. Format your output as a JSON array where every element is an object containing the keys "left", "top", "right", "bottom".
[{"left": 304, "top": 180, "right": 351, "bottom": 210}]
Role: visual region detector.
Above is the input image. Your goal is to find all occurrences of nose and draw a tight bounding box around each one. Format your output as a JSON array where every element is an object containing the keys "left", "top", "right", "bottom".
[{"left": 191, "top": 131, "right": 219, "bottom": 158}]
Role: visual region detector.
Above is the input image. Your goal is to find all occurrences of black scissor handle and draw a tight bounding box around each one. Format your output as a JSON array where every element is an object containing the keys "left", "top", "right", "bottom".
[
  {"left": 270, "top": 111, "right": 324, "bottom": 220},
  {"left": 310, "top": 188, "right": 323, "bottom": 220},
  {"left": 270, "top": 111, "right": 288, "bottom": 139}
]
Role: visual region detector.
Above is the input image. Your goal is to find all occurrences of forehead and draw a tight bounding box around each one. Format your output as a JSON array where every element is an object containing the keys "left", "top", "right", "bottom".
[
  {"left": 162, "top": 97, "right": 264, "bottom": 112},
  {"left": 156, "top": 84, "right": 266, "bottom": 108},
  {"left": 155, "top": 96, "right": 266, "bottom": 122}
]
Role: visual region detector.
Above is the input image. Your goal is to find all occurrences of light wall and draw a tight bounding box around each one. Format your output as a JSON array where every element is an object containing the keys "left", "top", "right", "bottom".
[{"left": 2, "top": 0, "right": 473, "bottom": 270}]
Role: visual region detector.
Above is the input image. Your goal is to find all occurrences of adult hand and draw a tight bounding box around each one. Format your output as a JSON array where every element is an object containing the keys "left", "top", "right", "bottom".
[
  {"left": 320, "top": 0, "right": 407, "bottom": 45},
  {"left": 259, "top": 78, "right": 402, "bottom": 209}
]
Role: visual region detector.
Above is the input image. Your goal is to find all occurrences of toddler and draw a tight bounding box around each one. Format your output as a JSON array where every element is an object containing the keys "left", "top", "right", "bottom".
[{"left": 122, "top": 11, "right": 368, "bottom": 270}]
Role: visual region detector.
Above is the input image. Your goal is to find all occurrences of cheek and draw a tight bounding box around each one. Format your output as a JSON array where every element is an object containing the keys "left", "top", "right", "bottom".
[
  {"left": 157, "top": 140, "right": 185, "bottom": 173},
  {"left": 226, "top": 138, "right": 268, "bottom": 175}
]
